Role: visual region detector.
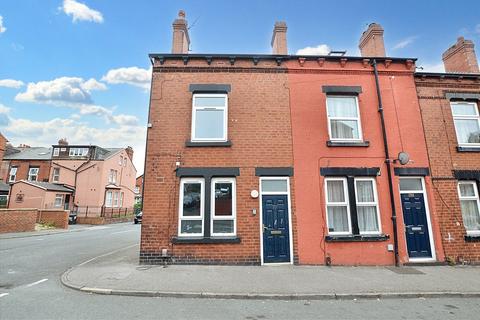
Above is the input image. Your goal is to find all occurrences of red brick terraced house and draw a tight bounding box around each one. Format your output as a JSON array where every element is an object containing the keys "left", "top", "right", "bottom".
[
  {"left": 287, "top": 23, "right": 444, "bottom": 266},
  {"left": 415, "top": 37, "right": 480, "bottom": 263},
  {"left": 141, "top": 13, "right": 449, "bottom": 266},
  {"left": 141, "top": 12, "right": 296, "bottom": 265}
]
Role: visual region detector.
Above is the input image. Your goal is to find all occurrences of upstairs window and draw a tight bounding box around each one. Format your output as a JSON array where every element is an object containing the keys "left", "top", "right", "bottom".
[
  {"left": 9, "top": 167, "right": 17, "bottom": 183},
  {"left": 451, "top": 101, "right": 480, "bottom": 146},
  {"left": 191, "top": 94, "right": 228, "bottom": 142},
  {"left": 28, "top": 167, "right": 39, "bottom": 182},
  {"left": 326, "top": 96, "right": 362, "bottom": 141},
  {"left": 69, "top": 148, "right": 88, "bottom": 157},
  {"left": 457, "top": 181, "right": 480, "bottom": 235},
  {"left": 53, "top": 148, "right": 59, "bottom": 156},
  {"left": 52, "top": 168, "right": 60, "bottom": 182},
  {"left": 108, "top": 169, "right": 117, "bottom": 184}
]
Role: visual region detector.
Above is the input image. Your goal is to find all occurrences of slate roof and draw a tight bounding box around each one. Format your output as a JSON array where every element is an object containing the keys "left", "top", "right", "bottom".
[
  {"left": 0, "top": 181, "right": 9, "bottom": 193},
  {"left": 16, "top": 181, "right": 74, "bottom": 192},
  {"left": 3, "top": 147, "right": 52, "bottom": 160}
]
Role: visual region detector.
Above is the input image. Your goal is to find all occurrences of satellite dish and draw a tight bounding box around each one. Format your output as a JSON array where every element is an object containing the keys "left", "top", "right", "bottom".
[{"left": 397, "top": 152, "right": 410, "bottom": 165}]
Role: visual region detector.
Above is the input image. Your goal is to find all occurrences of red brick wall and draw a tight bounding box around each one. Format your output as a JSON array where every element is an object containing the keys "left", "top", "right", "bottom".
[
  {"left": 5, "top": 160, "right": 51, "bottom": 183},
  {"left": 37, "top": 209, "right": 68, "bottom": 229},
  {"left": 141, "top": 58, "right": 295, "bottom": 264},
  {"left": 416, "top": 75, "right": 480, "bottom": 263},
  {"left": 0, "top": 209, "right": 37, "bottom": 233}
]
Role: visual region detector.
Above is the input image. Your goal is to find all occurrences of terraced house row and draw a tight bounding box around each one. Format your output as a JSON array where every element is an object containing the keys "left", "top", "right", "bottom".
[{"left": 140, "top": 11, "right": 480, "bottom": 266}]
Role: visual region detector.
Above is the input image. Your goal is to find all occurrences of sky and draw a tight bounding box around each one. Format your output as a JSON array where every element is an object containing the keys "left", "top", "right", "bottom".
[{"left": 1, "top": 0, "right": 479, "bottom": 175}]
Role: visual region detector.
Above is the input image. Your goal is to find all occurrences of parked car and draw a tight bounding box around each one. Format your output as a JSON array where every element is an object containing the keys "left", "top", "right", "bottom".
[
  {"left": 134, "top": 211, "right": 142, "bottom": 224},
  {"left": 69, "top": 212, "right": 77, "bottom": 225}
]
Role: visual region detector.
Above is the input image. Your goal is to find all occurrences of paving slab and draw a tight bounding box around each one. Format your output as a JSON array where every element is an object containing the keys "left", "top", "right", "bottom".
[{"left": 61, "top": 245, "right": 480, "bottom": 300}]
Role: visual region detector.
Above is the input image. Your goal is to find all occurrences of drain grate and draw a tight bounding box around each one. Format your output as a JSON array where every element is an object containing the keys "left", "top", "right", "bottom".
[{"left": 386, "top": 267, "right": 425, "bottom": 275}]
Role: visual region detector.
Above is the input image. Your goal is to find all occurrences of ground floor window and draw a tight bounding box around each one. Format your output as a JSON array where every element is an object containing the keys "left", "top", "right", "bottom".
[
  {"left": 54, "top": 194, "right": 64, "bottom": 208},
  {"left": 0, "top": 195, "right": 8, "bottom": 208},
  {"left": 325, "top": 177, "right": 380, "bottom": 235},
  {"left": 105, "top": 190, "right": 123, "bottom": 208},
  {"left": 178, "top": 177, "right": 236, "bottom": 237},
  {"left": 457, "top": 181, "right": 480, "bottom": 235}
]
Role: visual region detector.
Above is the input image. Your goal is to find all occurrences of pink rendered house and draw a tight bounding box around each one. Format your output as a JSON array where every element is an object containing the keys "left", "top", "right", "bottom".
[{"left": 48, "top": 140, "right": 137, "bottom": 216}]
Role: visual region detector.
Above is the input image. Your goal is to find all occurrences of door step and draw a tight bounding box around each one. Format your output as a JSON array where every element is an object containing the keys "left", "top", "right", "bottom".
[{"left": 403, "top": 261, "right": 447, "bottom": 267}]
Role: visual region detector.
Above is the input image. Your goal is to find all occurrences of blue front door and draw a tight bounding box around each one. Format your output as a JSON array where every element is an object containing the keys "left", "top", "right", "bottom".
[
  {"left": 401, "top": 193, "right": 432, "bottom": 258},
  {"left": 262, "top": 195, "right": 290, "bottom": 263}
]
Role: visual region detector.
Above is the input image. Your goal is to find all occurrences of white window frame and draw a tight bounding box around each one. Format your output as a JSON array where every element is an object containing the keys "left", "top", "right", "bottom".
[
  {"left": 52, "top": 168, "right": 60, "bottom": 182},
  {"left": 113, "top": 191, "right": 119, "bottom": 207},
  {"left": 54, "top": 194, "right": 63, "bottom": 208},
  {"left": 178, "top": 178, "right": 205, "bottom": 237},
  {"left": 324, "top": 177, "right": 352, "bottom": 235},
  {"left": 326, "top": 95, "right": 363, "bottom": 142},
  {"left": 28, "top": 167, "right": 39, "bottom": 182},
  {"left": 108, "top": 169, "right": 117, "bottom": 184},
  {"left": 211, "top": 177, "right": 236, "bottom": 237},
  {"left": 9, "top": 167, "right": 17, "bottom": 183},
  {"left": 53, "top": 148, "right": 59, "bottom": 156},
  {"left": 191, "top": 93, "right": 228, "bottom": 142},
  {"left": 120, "top": 192, "right": 124, "bottom": 207},
  {"left": 354, "top": 177, "right": 381, "bottom": 235},
  {"left": 69, "top": 148, "right": 88, "bottom": 157},
  {"left": 105, "top": 191, "right": 113, "bottom": 207},
  {"left": 451, "top": 101, "right": 480, "bottom": 147},
  {"left": 457, "top": 181, "right": 480, "bottom": 235}
]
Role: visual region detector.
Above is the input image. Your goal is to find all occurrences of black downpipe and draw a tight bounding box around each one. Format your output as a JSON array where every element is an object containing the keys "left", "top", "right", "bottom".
[{"left": 372, "top": 59, "right": 400, "bottom": 266}]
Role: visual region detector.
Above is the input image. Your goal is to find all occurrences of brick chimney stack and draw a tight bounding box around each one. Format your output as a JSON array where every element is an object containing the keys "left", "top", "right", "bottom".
[
  {"left": 125, "top": 146, "right": 134, "bottom": 160},
  {"left": 271, "top": 21, "right": 288, "bottom": 55},
  {"left": 359, "top": 23, "right": 386, "bottom": 57},
  {"left": 172, "top": 10, "right": 190, "bottom": 54},
  {"left": 442, "top": 37, "right": 479, "bottom": 73},
  {"left": 58, "top": 138, "right": 68, "bottom": 146}
]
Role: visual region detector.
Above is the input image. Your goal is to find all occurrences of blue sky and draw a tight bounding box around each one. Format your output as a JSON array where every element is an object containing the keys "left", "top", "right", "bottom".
[{"left": 1, "top": 0, "right": 479, "bottom": 174}]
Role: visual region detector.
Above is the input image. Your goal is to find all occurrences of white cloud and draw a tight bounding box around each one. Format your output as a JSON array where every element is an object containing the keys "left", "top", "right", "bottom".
[
  {"left": 393, "top": 36, "right": 418, "bottom": 50},
  {"left": 62, "top": 0, "right": 104, "bottom": 23},
  {"left": 82, "top": 78, "right": 107, "bottom": 91},
  {"left": 15, "top": 77, "right": 105, "bottom": 106},
  {"left": 420, "top": 62, "right": 445, "bottom": 73},
  {"left": 0, "top": 79, "right": 24, "bottom": 89},
  {"left": 0, "top": 103, "right": 10, "bottom": 114},
  {"left": 0, "top": 16, "right": 6, "bottom": 33},
  {"left": 1, "top": 116, "right": 146, "bottom": 174},
  {"left": 296, "top": 44, "right": 331, "bottom": 55},
  {"left": 102, "top": 66, "right": 151, "bottom": 89}
]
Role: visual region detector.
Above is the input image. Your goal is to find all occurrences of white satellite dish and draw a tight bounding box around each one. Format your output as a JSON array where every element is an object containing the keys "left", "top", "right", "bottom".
[{"left": 397, "top": 152, "right": 410, "bottom": 165}]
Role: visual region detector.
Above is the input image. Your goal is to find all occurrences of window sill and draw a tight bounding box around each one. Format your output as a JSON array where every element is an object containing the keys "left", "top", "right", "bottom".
[
  {"left": 456, "top": 146, "right": 480, "bottom": 152},
  {"left": 172, "top": 236, "right": 241, "bottom": 244},
  {"left": 464, "top": 235, "right": 480, "bottom": 242},
  {"left": 325, "top": 234, "right": 389, "bottom": 242},
  {"left": 185, "top": 141, "right": 232, "bottom": 147},
  {"left": 326, "top": 140, "right": 370, "bottom": 147}
]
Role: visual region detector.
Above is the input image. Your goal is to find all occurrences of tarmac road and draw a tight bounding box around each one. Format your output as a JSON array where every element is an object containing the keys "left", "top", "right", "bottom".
[{"left": 1, "top": 222, "right": 479, "bottom": 320}]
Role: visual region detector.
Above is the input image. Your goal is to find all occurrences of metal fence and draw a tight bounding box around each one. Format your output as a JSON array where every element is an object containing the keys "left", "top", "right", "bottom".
[{"left": 72, "top": 206, "right": 134, "bottom": 218}]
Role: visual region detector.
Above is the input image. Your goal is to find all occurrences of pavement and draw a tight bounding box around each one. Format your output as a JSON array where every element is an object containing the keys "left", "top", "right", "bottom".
[
  {"left": 0, "top": 223, "right": 95, "bottom": 239},
  {"left": 61, "top": 245, "right": 480, "bottom": 300}
]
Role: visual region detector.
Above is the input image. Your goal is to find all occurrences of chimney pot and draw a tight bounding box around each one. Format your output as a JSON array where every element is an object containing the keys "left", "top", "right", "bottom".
[
  {"left": 172, "top": 10, "right": 190, "bottom": 54},
  {"left": 442, "top": 37, "right": 479, "bottom": 73},
  {"left": 359, "top": 23, "right": 386, "bottom": 57},
  {"left": 271, "top": 21, "right": 288, "bottom": 55},
  {"left": 125, "top": 146, "right": 134, "bottom": 160}
]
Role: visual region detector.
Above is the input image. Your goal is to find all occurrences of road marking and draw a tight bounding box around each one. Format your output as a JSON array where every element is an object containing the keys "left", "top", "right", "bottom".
[
  {"left": 0, "top": 293, "right": 9, "bottom": 298},
  {"left": 36, "top": 238, "right": 44, "bottom": 241},
  {"left": 111, "top": 230, "right": 135, "bottom": 235},
  {"left": 25, "top": 278, "right": 48, "bottom": 287}
]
